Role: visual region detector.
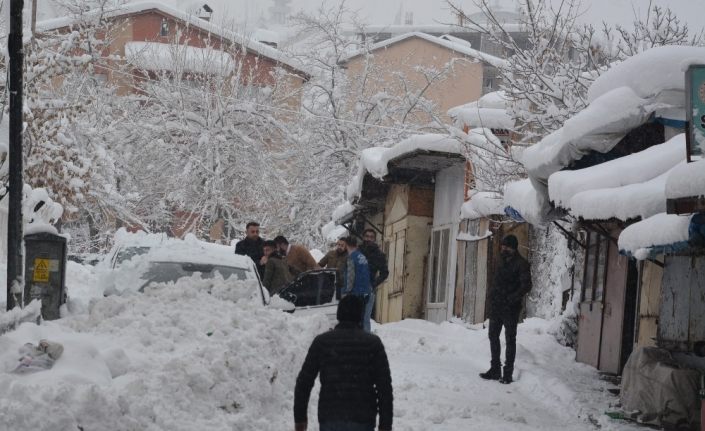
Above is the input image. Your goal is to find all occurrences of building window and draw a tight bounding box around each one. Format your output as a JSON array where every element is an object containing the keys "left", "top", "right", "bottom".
[
  {"left": 582, "top": 230, "right": 609, "bottom": 302},
  {"left": 428, "top": 228, "right": 450, "bottom": 304},
  {"left": 160, "top": 19, "right": 169, "bottom": 37}
]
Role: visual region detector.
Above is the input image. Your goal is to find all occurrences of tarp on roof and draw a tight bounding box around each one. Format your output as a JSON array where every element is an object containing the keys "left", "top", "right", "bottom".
[{"left": 618, "top": 212, "right": 695, "bottom": 259}]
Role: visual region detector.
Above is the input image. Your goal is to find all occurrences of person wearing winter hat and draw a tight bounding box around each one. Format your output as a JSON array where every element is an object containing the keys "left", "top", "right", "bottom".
[
  {"left": 294, "top": 295, "right": 393, "bottom": 431},
  {"left": 480, "top": 234, "right": 532, "bottom": 384}
]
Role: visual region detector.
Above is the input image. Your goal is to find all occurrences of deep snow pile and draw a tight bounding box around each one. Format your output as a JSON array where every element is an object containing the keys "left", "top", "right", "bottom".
[
  {"left": 0, "top": 277, "right": 330, "bottom": 431},
  {"left": 0, "top": 262, "right": 640, "bottom": 431}
]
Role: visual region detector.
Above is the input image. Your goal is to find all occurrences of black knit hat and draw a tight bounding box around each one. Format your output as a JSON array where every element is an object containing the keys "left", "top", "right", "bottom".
[
  {"left": 502, "top": 235, "right": 519, "bottom": 250},
  {"left": 337, "top": 295, "right": 363, "bottom": 323}
]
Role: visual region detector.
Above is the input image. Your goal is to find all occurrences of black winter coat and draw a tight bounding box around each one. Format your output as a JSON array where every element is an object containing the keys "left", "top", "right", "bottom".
[
  {"left": 489, "top": 251, "right": 532, "bottom": 318},
  {"left": 235, "top": 237, "right": 265, "bottom": 277},
  {"left": 360, "top": 243, "right": 389, "bottom": 289},
  {"left": 294, "top": 322, "right": 393, "bottom": 429}
]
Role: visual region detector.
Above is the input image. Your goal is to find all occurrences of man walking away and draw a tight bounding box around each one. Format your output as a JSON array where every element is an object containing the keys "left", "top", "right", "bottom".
[
  {"left": 342, "top": 236, "right": 373, "bottom": 332},
  {"left": 294, "top": 295, "right": 393, "bottom": 431},
  {"left": 360, "top": 229, "right": 389, "bottom": 321},
  {"left": 480, "top": 235, "right": 532, "bottom": 384},
  {"left": 261, "top": 240, "right": 293, "bottom": 295},
  {"left": 235, "top": 221, "right": 265, "bottom": 278},
  {"left": 274, "top": 235, "right": 319, "bottom": 276},
  {"left": 318, "top": 238, "right": 348, "bottom": 299}
]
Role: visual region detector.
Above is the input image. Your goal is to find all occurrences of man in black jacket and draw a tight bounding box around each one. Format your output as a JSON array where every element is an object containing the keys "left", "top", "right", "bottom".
[
  {"left": 480, "top": 235, "right": 532, "bottom": 384},
  {"left": 360, "top": 229, "right": 389, "bottom": 289},
  {"left": 294, "top": 295, "right": 393, "bottom": 431},
  {"left": 235, "top": 221, "right": 265, "bottom": 277}
]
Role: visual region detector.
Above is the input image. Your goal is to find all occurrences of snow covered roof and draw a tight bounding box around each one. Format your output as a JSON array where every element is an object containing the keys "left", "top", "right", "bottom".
[
  {"left": 547, "top": 135, "right": 686, "bottom": 221},
  {"left": 340, "top": 32, "right": 508, "bottom": 69},
  {"left": 503, "top": 178, "right": 551, "bottom": 226},
  {"left": 351, "top": 22, "right": 526, "bottom": 37},
  {"left": 460, "top": 191, "right": 505, "bottom": 220},
  {"left": 665, "top": 158, "right": 705, "bottom": 200},
  {"left": 588, "top": 46, "right": 705, "bottom": 104},
  {"left": 345, "top": 133, "right": 464, "bottom": 203},
  {"left": 618, "top": 213, "right": 693, "bottom": 259},
  {"left": 512, "top": 47, "right": 705, "bottom": 226},
  {"left": 35, "top": 1, "right": 309, "bottom": 77},
  {"left": 147, "top": 237, "right": 251, "bottom": 269},
  {"left": 448, "top": 91, "right": 513, "bottom": 130},
  {"left": 521, "top": 86, "right": 657, "bottom": 182},
  {"left": 125, "top": 41, "right": 234, "bottom": 75},
  {"left": 321, "top": 221, "right": 348, "bottom": 243},
  {"left": 522, "top": 47, "right": 705, "bottom": 186}
]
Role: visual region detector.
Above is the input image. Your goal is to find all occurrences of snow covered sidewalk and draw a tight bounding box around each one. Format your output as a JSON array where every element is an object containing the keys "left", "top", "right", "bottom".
[{"left": 376, "top": 318, "right": 640, "bottom": 431}]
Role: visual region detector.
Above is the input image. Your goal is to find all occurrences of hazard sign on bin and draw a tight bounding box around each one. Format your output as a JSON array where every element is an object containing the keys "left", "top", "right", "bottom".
[{"left": 33, "top": 258, "right": 50, "bottom": 282}]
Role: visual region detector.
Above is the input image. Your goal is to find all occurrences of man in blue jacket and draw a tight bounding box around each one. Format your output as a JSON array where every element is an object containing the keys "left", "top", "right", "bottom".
[{"left": 341, "top": 236, "right": 373, "bottom": 332}]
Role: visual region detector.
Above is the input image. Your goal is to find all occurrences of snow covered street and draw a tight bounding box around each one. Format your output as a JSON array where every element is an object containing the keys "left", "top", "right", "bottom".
[
  {"left": 376, "top": 319, "right": 639, "bottom": 431},
  {"left": 0, "top": 263, "right": 639, "bottom": 431}
]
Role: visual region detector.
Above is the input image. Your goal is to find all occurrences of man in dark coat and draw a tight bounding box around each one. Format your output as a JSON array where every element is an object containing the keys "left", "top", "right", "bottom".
[
  {"left": 235, "top": 221, "right": 265, "bottom": 277},
  {"left": 360, "top": 229, "right": 389, "bottom": 323},
  {"left": 360, "top": 229, "right": 389, "bottom": 289},
  {"left": 294, "top": 295, "right": 393, "bottom": 431},
  {"left": 480, "top": 234, "right": 532, "bottom": 384},
  {"left": 262, "top": 240, "right": 293, "bottom": 295}
]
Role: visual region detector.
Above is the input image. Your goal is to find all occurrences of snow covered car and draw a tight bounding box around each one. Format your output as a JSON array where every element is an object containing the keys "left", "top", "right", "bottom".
[
  {"left": 99, "top": 232, "right": 272, "bottom": 306},
  {"left": 277, "top": 269, "right": 338, "bottom": 319}
]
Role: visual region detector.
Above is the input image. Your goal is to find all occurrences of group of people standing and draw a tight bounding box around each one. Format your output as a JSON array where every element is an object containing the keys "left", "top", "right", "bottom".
[
  {"left": 236, "top": 221, "right": 531, "bottom": 430},
  {"left": 235, "top": 222, "right": 389, "bottom": 333}
]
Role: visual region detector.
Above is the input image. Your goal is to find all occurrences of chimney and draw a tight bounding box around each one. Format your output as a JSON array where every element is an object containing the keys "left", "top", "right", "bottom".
[
  {"left": 199, "top": 4, "right": 213, "bottom": 22},
  {"left": 456, "top": 9, "right": 466, "bottom": 26}
]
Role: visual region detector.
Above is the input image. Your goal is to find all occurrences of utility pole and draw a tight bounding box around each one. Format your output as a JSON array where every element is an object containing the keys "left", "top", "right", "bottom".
[
  {"left": 31, "top": 0, "right": 37, "bottom": 37},
  {"left": 7, "top": 0, "right": 25, "bottom": 311}
]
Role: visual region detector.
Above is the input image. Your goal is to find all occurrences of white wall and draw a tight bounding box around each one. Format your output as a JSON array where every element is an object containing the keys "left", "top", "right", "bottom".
[{"left": 433, "top": 164, "right": 464, "bottom": 226}]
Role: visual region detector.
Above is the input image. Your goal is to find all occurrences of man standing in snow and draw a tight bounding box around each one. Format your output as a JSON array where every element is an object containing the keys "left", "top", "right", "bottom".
[
  {"left": 235, "top": 221, "right": 265, "bottom": 277},
  {"left": 318, "top": 238, "right": 348, "bottom": 298},
  {"left": 274, "top": 235, "right": 320, "bottom": 276},
  {"left": 342, "top": 236, "right": 374, "bottom": 332},
  {"left": 480, "top": 234, "right": 532, "bottom": 384},
  {"left": 261, "top": 240, "right": 293, "bottom": 295},
  {"left": 360, "top": 229, "right": 389, "bottom": 321},
  {"left": 294, "top": 295, "right": 393, "bottom": 431}
]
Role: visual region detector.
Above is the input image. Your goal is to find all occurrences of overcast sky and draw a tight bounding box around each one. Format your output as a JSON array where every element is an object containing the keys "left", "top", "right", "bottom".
[
  {"left": 34, "top": 0, "right": 705, "bottom": 37},
  {"left": 156, "top": 0, "right": 705, "bottom": 33}
]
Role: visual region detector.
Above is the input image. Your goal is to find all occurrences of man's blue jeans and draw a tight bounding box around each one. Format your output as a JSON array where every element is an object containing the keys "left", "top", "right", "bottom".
[
  {"left": 362, "top": 293, "right": 374, "bottom": 332},
  {"left": 319, "top": 421, "right": 375, "bottom": 431}
]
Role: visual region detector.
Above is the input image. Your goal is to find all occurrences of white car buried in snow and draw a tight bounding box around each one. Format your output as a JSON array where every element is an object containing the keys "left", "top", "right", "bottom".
[{"left": 99, "top": 232, "right": 279, "bottom": 307}]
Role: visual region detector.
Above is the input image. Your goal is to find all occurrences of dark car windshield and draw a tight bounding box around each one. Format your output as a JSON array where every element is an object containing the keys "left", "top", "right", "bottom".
[
  {"left": 139, "top": 261, "right": 250, "bottom": 289},
  {"left": 115, "top": 246, "right": 152, "bottom": 266}
]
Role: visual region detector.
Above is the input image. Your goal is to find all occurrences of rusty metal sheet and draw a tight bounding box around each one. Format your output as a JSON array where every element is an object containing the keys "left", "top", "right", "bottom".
[
  {"left": 659, "top": 256, "right": 693, "bottom": 349},
  {"left": 599, "top": 242, "right": 629, "bottom": 375},
  {"left": 576, "top": 301, "right": 602, "bottom": 369},
  {"left": 688, "top": 256, "right": 705, "bottom": 346}
]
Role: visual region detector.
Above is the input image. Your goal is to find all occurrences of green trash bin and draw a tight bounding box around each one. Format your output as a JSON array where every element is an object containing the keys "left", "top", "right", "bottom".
[{"left": 23, "top": 232, "right": 68, "bottom": 320}]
